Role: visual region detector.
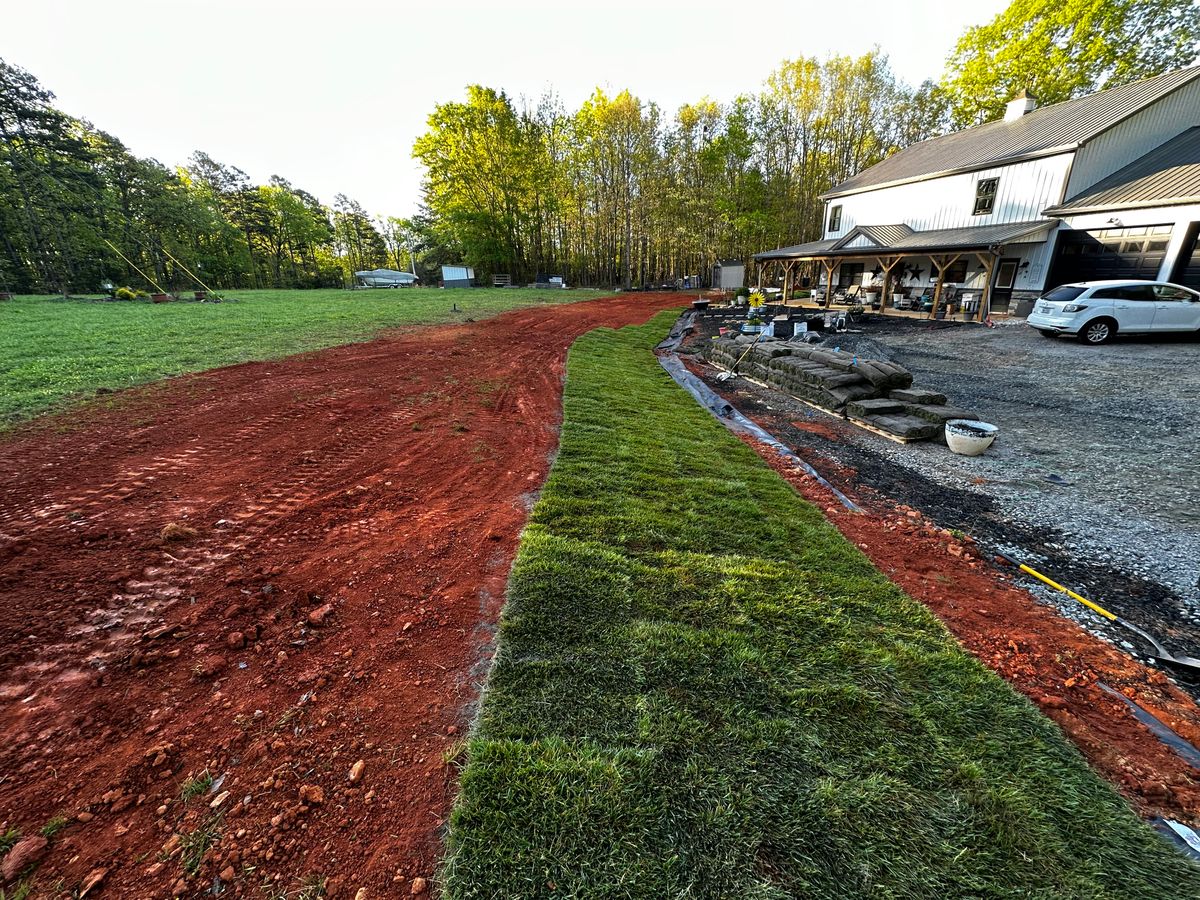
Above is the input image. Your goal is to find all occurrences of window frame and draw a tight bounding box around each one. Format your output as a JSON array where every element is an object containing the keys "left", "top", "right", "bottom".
[
  {"left": 828, "top": 204, "right": 842, "bottom": 233},
  {"left": 932, "top": 259, "right": 969, "bottom": 283},
  {"left": 972, "top": 177, "right": 999, "bottom": 216}
]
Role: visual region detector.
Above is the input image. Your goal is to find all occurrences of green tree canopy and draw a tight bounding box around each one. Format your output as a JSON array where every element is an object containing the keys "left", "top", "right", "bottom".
[{"left": 942, "top": 0, "right": 1200, "bottom": 127}]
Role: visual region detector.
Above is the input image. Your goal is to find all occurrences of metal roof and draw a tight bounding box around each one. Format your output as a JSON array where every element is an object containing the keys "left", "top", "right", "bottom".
[
  {"left": 823, "top": 67, "right": 1200, "bottom": 199},
  {"left": 833, "top": 224, "right": 914, "bottom": 249},
  {"left": 1045, "top": 127, "right": 1200, "bottom": 215},
  {"left": 753, "top": 220, "right": 1055, "bottom": 260},
  {"left": 754, "top": 237, "right": 841, "bottom": 260}
]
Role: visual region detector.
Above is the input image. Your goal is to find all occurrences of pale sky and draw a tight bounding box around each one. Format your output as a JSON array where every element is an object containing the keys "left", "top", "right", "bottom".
[{"left": 4, "top": 0, "right": 1008, "bottom": 218}]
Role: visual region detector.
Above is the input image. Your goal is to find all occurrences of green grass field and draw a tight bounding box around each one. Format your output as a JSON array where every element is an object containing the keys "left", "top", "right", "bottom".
[
  {"left": 0, "top": 287, "right": 602, "bottom": 426},
  {"left": 442, "top": 310, "right": 1199, "bottom": 898}
]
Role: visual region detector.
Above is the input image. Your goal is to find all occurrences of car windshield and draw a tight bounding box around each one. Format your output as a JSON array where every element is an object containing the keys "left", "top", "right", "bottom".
[{"left": 1042, "top": 286, "right": 1085, "bottom": 302}]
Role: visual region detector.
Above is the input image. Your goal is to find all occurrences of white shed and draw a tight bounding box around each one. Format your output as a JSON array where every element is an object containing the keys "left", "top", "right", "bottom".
[
  {"left": 712, "top": 260, "right": 745, "bottom": 290},
  {"left": 441, "top": 265, "right": 475, "bottom": 288}
]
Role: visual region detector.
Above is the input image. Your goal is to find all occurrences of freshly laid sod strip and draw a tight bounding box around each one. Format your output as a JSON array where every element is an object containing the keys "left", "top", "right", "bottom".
[
  {"left": 0, "top": 287, "right": 600, "bottom": 425},
  {"left": 444, "top": 311, "right": 1199, "bottom": 898}
]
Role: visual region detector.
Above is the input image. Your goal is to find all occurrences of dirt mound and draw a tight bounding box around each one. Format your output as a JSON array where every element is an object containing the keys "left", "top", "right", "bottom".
[{"left": 0, "top": 293, "right": 682, "bottom": 898}]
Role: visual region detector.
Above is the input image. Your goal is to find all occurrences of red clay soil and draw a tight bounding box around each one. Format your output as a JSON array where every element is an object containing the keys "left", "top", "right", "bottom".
[
  {"left": 0, "top": 293, "right": 681, "bottom": 899},
  {"left": 733, "top": 428, "right": 1200, "bottom": 827}
]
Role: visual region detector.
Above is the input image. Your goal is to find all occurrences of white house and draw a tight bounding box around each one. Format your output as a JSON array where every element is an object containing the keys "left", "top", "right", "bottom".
[{"left": 753, "top": 67, "right": 1200, "bottom": 317}]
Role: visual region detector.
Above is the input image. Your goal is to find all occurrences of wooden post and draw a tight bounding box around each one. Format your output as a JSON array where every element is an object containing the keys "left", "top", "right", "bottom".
[
  {"left": 928, "top": 253, "right": 961, "bottom": 320},
  {"left": 822, "top": 259, "right": 836, "bottom": 308},
  {"left": 874, "top": 255, "right": 903, "bottom": 316},
  {"left": 974, "top": 252, "right": 997, "bottom": 322}
]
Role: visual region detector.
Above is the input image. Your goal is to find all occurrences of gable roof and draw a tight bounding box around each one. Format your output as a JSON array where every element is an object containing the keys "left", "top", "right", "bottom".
[
  {"left": 823, "top": 67, "right": 1200, "bottom": 200},
  {"left": 753, "top": 220, "right": 1054, "bottom": 260},
  {"left": 1045, "top": 127, "right": 1200, "bottom": 215},
  {"left": 833, "top": 224, "right": 915, "bottom": 249}
]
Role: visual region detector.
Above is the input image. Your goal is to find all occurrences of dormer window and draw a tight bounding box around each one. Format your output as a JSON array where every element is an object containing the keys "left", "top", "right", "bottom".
[
  {"left": 828, "top": 204, "right": 842, "bottom": 232},
  {"left": 973, "top": 178, "right": 998, "bottom": 216}
]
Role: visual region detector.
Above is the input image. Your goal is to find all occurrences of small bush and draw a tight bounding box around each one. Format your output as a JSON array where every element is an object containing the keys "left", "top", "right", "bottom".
[
  {"left": 734, "top": 286, "right": 750, "bottom": 298},
  {"left": 113, "top": 286, "right": 144, "bottom": 301}
]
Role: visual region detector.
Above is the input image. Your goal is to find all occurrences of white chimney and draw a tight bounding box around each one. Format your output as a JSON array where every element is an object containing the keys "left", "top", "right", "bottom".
[{"left": 1004, "top": 89, "right": 1037, "bottom": 122}]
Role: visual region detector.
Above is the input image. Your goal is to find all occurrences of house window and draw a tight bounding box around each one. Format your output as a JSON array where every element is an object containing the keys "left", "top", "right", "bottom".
[
  {"left": 932, "top": 260, "right": 968, "bottom": 283},
  {"left": 973, "top": 178, "right": 998, "bottom": 216},
  {"left": 828, "top": 205, "right": 842, "bottom": 232}
]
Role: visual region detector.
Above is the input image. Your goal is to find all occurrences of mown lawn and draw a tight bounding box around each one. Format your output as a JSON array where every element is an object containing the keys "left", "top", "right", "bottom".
[
  {"left": 0, "top": 287, "right": 601, "bottom": 425},
  {"left": 443, "top": 310, "right": 1199, "bottom": 898}
]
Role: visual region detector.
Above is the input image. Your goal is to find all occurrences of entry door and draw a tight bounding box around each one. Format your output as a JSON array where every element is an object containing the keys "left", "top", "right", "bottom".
[{"left": 991, "top": 258, "right": 1018, "bottom": 312}]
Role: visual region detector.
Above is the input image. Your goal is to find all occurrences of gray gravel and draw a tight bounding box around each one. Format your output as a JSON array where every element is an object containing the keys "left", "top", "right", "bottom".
[{"left": 827, "top": 319, "right": 1200, "bottom": 624}]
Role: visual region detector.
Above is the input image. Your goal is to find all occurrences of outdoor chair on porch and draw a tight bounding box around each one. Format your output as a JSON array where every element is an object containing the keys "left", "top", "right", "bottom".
[{"left": 832, "top": 284, "right": 861, "bottom": 305}]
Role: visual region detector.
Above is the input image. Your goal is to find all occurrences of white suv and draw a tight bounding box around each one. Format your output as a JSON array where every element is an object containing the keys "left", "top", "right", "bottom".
[{"left": 1027, "top": 280, "right": 1200, "bottom": 344}]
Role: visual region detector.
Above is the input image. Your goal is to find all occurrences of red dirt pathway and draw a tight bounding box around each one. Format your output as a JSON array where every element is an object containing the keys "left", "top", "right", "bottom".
[{"left": 0, "top": 293, "right": 681, "bottom": 899}]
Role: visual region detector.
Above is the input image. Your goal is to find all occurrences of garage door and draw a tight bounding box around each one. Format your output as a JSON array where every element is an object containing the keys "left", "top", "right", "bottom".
[
  {"left": 1049, "top": 225, "right": 1171, "bottom": 287},
  {"left": 1170, "top": 223, "right": 1200, "bottom": 290}
]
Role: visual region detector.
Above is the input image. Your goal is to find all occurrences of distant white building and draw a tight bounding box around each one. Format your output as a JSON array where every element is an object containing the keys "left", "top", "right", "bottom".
[
  {"left": 712, "top": 259, "right": 745, "bottom": 290},
  {"left": 754, "top": 67, "right": 1200, "bottom": 317}
]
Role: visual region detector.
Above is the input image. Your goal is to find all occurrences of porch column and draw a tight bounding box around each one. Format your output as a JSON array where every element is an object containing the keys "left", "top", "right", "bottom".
[
  {"left": 821, "top": 259, "right": 836, "bottom": 308},
  {"left": 874, "top": 255, "right": 903, "bottom": 316},
  {"left": 973, "top": 252, "right": 998, "bottom": 322},
  {"left": 928, "top": 253, "right": 962, "bottom": 320}
]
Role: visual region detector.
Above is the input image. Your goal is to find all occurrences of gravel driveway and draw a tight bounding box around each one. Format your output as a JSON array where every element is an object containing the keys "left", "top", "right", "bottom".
[{"left": 691, "top": 312, "right": 1200, "bottom": 688}]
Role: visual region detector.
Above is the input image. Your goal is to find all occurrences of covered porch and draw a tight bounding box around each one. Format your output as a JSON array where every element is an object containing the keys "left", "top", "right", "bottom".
[{"left": 752, "top": 220, "right": 1057, "bottom": 322}]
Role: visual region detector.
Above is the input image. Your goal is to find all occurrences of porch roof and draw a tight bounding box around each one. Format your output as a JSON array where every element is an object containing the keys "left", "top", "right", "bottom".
[{"left": 753, "top": 219, "right": 1057, "bottom": 261}]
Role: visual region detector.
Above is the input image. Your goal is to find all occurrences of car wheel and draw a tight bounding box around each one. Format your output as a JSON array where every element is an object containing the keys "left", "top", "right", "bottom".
[{"left": 1080, "top": 318, "right": 1116, "bottom": 345}]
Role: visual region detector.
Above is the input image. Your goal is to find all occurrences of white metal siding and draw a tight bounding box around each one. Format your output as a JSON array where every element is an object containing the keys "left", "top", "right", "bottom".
[
  {"left": 822, "top": 153, "right": 1074, "bottom": 239},
  {"left": 1068, "top": 78, "right": 1200, "bottom": 196}
]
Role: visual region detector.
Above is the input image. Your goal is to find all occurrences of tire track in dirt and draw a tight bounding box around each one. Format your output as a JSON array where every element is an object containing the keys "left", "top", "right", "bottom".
[{"left": 0, "top": 293, "right": 681, "bottom": 898}]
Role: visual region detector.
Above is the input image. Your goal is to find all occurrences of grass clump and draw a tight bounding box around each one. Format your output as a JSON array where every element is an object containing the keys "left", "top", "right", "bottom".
[
  {"left": 179, "top": 769, "right": 213, "bottom": 803},
  {"left": 442, "top": 311, "right": 1200, "bottom": 898},
  {"left": 0, "top": 287, "right": 602, "bottom": 425},
  {"left": 180, "top": 815, "right": 221, "bottom": 877},
  {"left": 38, "top": 816, "right": 67, "bottom": 839}
]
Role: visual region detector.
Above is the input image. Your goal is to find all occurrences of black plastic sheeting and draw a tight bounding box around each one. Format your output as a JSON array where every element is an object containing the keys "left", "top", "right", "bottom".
[
  {"left": 1151, "top": 817, "right": 1200, "bottom": 863},
  {"left": 655, "top": 314, "right": 862, "bottom": 514},
  {"left": 1097, "top": 682, "right": 1200, "bottom": 771}
]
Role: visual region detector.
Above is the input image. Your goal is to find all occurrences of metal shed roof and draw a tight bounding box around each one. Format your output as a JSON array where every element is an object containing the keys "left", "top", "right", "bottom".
[
  {"left": 822, "top": 67, "right": 1200, "bottom": 200},
  {"left": 754, "top": 238, "right": 841, "bottom": 260},
  {"left": 753, "top": 220, "right": 1054, "bottom": 260},
  {"left": 1045, "top": 127, "right": 1200, "bottom": 215}
]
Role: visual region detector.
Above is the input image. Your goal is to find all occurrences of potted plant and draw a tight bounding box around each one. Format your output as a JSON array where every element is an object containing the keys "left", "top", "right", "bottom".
[
  {"left": 151, "top": 292, "right": 172, "bottom": 303},
  {"left": 747, "top": 291, "right": 766, "bottom": 314},
  {"left": 743, "top": 315, "right": 764, "bottom": 334}
]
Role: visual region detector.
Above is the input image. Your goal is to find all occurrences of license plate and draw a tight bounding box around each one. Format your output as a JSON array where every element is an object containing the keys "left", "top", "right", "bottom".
[{"left": 1037, "top": 305, "right": 1050, "bottom": 314}]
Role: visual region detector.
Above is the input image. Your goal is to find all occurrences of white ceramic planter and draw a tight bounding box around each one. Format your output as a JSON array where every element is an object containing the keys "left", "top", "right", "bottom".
[{"left": 945, "top": 419, "right": 998, "bottom": 456}]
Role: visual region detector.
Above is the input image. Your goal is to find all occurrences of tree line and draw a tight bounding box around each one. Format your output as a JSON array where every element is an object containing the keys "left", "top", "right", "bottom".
[
  {"left": 412, "top": 0, "right": 1196, "bottom": 288},
  {"left": 2, "top": 0, "right": 1194, "bottom": 294},
  {"left": 0, "top": 58, "right": 408, "bottom": 294}
]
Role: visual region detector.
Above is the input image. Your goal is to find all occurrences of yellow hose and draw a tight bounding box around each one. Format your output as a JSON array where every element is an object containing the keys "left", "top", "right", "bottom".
[{"left": 1017, "top": 563, "right": 1117, "bottom": 622}]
